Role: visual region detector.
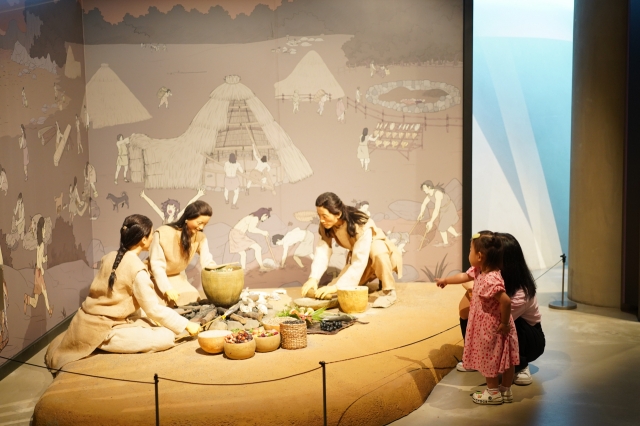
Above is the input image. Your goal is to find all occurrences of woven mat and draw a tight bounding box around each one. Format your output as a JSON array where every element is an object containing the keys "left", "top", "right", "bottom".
[{"left": 306, "top": 320, "right": 369, "bottom": 335}]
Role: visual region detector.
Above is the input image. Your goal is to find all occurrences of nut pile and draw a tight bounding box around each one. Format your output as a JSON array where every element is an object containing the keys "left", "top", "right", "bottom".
[{"left": 224, "top": 330, "right": 253, "bottom": 344}]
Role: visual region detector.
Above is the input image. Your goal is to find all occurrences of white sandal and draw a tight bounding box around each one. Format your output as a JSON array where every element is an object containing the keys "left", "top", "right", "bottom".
[{"left": 471, "top": 389, "right": 503, "bottom": 405}]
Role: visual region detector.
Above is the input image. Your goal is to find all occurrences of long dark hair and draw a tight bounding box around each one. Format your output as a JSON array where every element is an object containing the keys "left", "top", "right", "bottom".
[
  {"left": 250, "top": 207, "right": 272, "bottom": 219},
  {"left": 498, "top": 232, "right": 536, "bottom": 299},
  {"left": 167, "top": 200, "right": 212, "bottom": 258},
  {"left": 471, "top": 230, "right": 503, "bottom": 272},
  {"left": 361, "top": 128, "right": 368, "bottom": 142},
  {"left": 316, "top": 192, "right": 368, "bottom": 239},
  {"left": 108, "top": 214, "right": 153, "bottom": 290},
  {"left": 36, "top": 216, "right": 45, "bottom": 246},
  {"left": 420, "top": 180, "right": 445, "bottom": 192}
]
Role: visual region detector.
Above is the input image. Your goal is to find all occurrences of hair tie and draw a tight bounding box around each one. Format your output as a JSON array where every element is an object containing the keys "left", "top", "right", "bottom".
[
  {"left": 111, "top": 269, "right": 116, "bottom": 273},
  {"left": 122, "top": 225, "right": 128, "bottom": 230},
  {"left": 471, "top": 233, "right": 480, "bottom": 240}
]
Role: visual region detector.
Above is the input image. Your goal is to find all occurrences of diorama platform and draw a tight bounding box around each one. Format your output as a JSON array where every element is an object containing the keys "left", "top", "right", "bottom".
[{"left": 33, "top": 283, "right": 464, "bottom": 426}]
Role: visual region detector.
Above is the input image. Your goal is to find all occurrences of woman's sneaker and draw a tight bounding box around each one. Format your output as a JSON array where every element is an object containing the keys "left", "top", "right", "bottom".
[
  {"left": 456, "top": 361, "right": 477, "bottom": 372},
  {"left": 471, "top": 389, "right": 503, "bottom": 405},
  {"left": 514, "top": 366, "right": 533, "bottom": 385}
]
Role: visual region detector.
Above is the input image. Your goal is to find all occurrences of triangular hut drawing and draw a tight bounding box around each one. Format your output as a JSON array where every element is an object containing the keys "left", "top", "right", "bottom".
[
  {"left": 274, "top": 50, "right": 345, "bottom": 100},
  {"left": 129, "top": 75, "right": 313, "bottom": 190},
  {"left": 64, "top": 45, "right": 81, "bottom": 79},
  {"left": 83, "top": 63, "right": 152, "bottom": 129}
]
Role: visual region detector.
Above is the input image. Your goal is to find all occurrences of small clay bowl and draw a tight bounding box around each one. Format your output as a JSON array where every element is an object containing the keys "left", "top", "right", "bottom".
[
  {"left": 224, "top": 339, "right": 256, "bottom": 360},
  {"left": 198, "top": 330, "right": 232, "bottom": 354},
  {"left": 255, "top": 333, "right": 281, "bottom": 353}
]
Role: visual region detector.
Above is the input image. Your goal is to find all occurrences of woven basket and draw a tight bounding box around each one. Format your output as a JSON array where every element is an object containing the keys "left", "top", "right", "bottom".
[{"left": 280, "top": 320, "right": 307, "bottom": 350}]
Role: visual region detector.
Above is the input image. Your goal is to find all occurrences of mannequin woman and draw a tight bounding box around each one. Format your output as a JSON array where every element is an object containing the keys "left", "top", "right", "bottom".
[
  {"left": 301, "top": 192, "right": 402, "bottom": 308},
  {"left": 45, "top": 214, "right": 199, "bottom": 373}
]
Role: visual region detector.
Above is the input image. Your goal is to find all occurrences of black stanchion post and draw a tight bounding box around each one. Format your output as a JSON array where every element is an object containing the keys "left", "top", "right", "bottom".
[
  {"left": 549, "top": 253, "right": 577, "bottom": 310},
  {"left": 320, "top": 361, "right": 327, "bottom": 426},
  {"left": 154, "top": 373, "right": 160, "bottom": 426}
]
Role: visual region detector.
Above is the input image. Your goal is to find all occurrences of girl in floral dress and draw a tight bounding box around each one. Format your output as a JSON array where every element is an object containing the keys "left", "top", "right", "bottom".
[{"left": 437, "top": 231, "right": 519, "bottom": 405}]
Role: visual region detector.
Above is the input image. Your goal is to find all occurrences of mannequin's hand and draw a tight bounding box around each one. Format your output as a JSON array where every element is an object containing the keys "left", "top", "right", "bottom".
[
  {"left": 165, "top": 289, "right": 180, "bottom": 305},
  {"left": 185, "top": 322, "right": 200, "bottom": 336},
  {"left": 300, "top": 278, "right": 318, "bottom": 298},
  {"left": 315, "top": 285, "right": 337, "bottom": 300}
]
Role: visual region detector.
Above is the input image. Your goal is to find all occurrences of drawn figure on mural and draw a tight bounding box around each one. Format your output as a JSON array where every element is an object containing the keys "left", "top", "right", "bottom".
[
  {"left": 158, "top": 87, "right": 172, "bottom": 108},
  {"left": 417, "top": 180, "right": 460, "bottom": 247},
  {"left": 45, "top": 214, "right": 201, "bottom": 374},
  {"left": 370, "top": 61, "right": 376, "bottom": 77},
  {"left": 272, "top": 227, "right": 315, "bottom": 269},
  {"left": 292, "top": 89, "right": 300, "bottom": 113},
  {"left": 246, "top": 144, "right": 275, "bottom": 195},
  {"left": 22, "top": 87, "right": 28, "bottom": 107},
  {"left": 356, "top": 87, "right": 361, "bottom": 105},
  {"left": 300, "top": 193, "right": 402, "bottom": 308},
  {"left": 140, "top": 189, "right": 205, "bottom": 225},
  {"left": 75, "top": 115, "right": 83, "bottom": 154},
  {"left": 54, "top": 83, "right": 59, "bottom": 101},
  {"left": 0, "top": 247, "right": 8, "bottom": 352},
  {"left": 19, "top": 124, "right": 28, "bottom": 181},
  {"left": 317, "top": 91, "right": 328, "bottom": 115},
  {"left": 229, "top": 207, "right": 272, "bottom": 271},
  {"left": 69, "top": 177, "right": 88, "bottom": 223},
  {"left": 150, "top": 201, "right": 217, "bottom": 306},
  {"left": 24, "top": 217, "right": 53, "bottom": 317},
  {"left": 84, "top": 162, "right": 98, "bottom": 198},
  {"left": 83, "top": 104, "right": 90, "bottom": 130},
  {"left": 55, "top": 121, "right": 64, "bottom": 150},
  {"left": 0, "top": 164, "right": 7, "bottom": 196},
  {"left": 114, "top": 134, "right": 130, "bottom": 184},
  {"left": 387, "top": 231, "right": 410, "bottom": 254},
  {"left": 23, "top": 214, "right": 52, "bottom": 251},
  {"left": 355, "top": 200, "right": 371, "bottom": 217},
  {"left": 336, "top": 98, "right": 345, "bottom": 123},
  {"left": 357, "top": 128, "right": 378, "bottom": 172},
  {"left": 6, "top": 193, "right": 25, "bottom": 250},
  {"left": 224, "top": 153, "right": 244, "bottom": 209}
]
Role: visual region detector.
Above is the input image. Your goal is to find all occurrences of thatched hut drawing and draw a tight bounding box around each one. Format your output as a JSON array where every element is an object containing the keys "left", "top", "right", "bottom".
[
  {"left": 274, "top": 50, "right": 345, "bottom": 100},
  {"left": 83, "top": 63, "right": 151, "bottom": 129},
  {"left": 129, "top": 75, "right": 313, "bottom": 190}
]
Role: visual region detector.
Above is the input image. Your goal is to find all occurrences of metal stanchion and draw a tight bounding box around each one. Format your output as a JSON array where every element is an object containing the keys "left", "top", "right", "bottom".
[
  {"left": 549, "top": 254, "right": 577, "bottom": 310},
  {"left": 154, "top": 373, "right": 160, "bottom": 426},
  {"left": 320, "top": 361, "right": 327, "bottom": 426}
]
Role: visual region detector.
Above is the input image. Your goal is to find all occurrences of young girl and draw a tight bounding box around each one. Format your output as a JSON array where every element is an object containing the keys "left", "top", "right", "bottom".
[{"left": 437, "top": 232, "right": 519, "bottom": 405}]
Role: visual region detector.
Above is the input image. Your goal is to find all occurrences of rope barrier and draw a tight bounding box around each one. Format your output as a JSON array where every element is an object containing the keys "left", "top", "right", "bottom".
[
  {"left": 533, "top": 258, "right": 563, "bottom": 282},
  {"left": 157, "top": 366, "right": 321, "bottom": 386}
]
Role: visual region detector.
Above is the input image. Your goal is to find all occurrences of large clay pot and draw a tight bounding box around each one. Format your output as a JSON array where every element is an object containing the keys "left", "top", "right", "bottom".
[
  {"left": 201, "top": 265, "right": 244, "bottom": 308},
  {"left": 224, "top": 339, "right": 256, "bottom": 360},
  {"left": 198, "top": 330, "right": 231, "bottom": 354},
  {"left": 337, "top": 287, "right": 368, "bottom": 314}
]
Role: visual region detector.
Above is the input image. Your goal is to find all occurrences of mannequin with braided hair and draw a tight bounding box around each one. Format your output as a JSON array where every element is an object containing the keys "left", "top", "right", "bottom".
[
  {"left": 300, "top": 192, "right": 402, "bottom": 308},
  {"left": 149, "top": 200, "right": 217, "bottom": 306},
  {"left": 45, "top": 214, "right": 199, "bottom": 374}
]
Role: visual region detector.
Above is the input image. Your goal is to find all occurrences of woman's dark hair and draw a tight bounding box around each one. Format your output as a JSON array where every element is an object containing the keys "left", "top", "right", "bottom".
[
  {"left": 167, "top": 200, "right": 213, "bottom": 258},
  {"left": 229, "top": 153, "right": 236, "bottom": 164},
  {"left": 117, "top": 134, "right": 124, "bottom": 140},
  {"left": 161, "top": 199, "right": 180, "bottom": 218},
  {"left": 471, "top": 230, "right": 503, "bottom": 272},
  {"left": 250, "top": 207, "right": 272, "bottom": 219},
  {"left": 361, "top": 128, "right": 368, "bottom": 142},
  {"left": 316, "top": 192, "right": 368, "bottom": 239},
  {"left": 18, "top": 192, "right": 23, "bottom": 200},
  {"left": 497, "top": 232, "right": 536, "bottom": 299},
  {"left": 36, "top": 216, "right": 45, "bottom": 246},
  {"left": 108, "top": 214, "right": 153, "bottom": 290},
  {"left": 420, "top": 180, "right": 445, "bottom": 192},
  {"left": 261, "top": 155, "right": 267, "bottom": 163}
]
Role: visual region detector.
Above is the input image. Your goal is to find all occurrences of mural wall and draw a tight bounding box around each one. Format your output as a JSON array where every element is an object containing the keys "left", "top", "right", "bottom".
[{"left": 0, "top": 0, "right": 463, "bottom": 365}]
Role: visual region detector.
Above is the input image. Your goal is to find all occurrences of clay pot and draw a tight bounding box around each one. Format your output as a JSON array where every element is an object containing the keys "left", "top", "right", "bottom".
[
  {"left": 255, "top": 333, "right": 281, "bottom": 353},
  {"left": 201, "top": 265, "right": 244, "bottom": 308},
  {"left": 337, "top": 287, "right": 368, "bottom": 314},
  {"left": 224, "top": 339, "right": 256, "bottom": 360},
  {"left": 198, "top": 330, "right": 232, "bottom": 354}
]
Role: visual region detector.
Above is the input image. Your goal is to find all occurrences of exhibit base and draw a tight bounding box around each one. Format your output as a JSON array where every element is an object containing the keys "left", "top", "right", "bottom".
[{"left": 33, "top": 283, "right": 464, "bottom": 426}]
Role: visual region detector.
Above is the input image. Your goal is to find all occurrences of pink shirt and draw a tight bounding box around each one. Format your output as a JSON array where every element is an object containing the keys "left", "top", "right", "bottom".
[{"left": 511, "top": 289, "right": 541, "bottom": 326}]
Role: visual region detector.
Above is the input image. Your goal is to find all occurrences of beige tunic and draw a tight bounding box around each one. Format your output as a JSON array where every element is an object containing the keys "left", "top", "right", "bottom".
[
  {"left": 45, "top": 251, "right": 188, "bottom": 372},
  {"left": 310, "top": 219, "right": 402, "bottom": 291},
  {"left": 150, "top": 225, "right": 212, "bottom": 305}
]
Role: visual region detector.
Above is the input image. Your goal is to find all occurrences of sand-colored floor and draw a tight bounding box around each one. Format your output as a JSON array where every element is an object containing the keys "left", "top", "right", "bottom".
[{"left": 32, "top": 282, "right": 463, "bottom": 426}]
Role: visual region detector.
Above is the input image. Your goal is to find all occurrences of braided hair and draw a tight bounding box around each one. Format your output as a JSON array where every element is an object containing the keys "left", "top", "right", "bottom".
[
  {"left": 315, "top": 192, "right": 368, "bottom": 239},
  {"left": 108, "top": 214, "right": 153, "bottom": 290},
  {"left": 471, "top": 230, "right": 503, "bottom": 272},
  {"left": 166, "top": 200, "right": 212, "bottom": 259}
]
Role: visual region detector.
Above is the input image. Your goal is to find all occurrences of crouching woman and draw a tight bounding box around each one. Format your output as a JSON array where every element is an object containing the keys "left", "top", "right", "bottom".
[{"left": 45, "top": 214, "right": 199, "bottom": 374}]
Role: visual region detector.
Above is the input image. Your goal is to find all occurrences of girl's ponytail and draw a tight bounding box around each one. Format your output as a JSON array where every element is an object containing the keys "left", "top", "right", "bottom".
[{"left": 108, "top": 215, "right": 154, "bottom": 290}]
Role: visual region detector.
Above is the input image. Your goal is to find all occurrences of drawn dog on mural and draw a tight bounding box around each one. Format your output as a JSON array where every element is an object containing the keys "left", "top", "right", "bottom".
[{"left": 106, "top": 192, "right": 129, "bottom": 212}]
